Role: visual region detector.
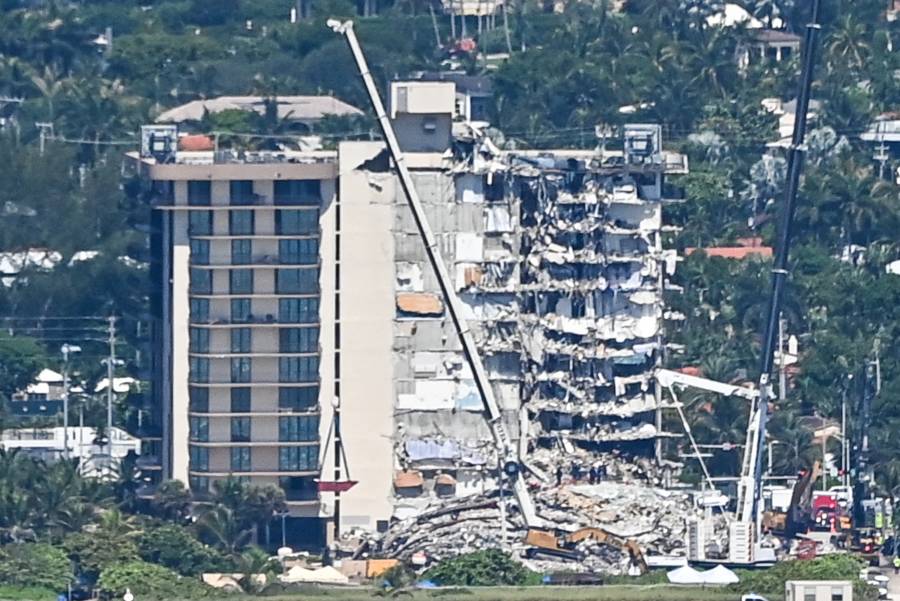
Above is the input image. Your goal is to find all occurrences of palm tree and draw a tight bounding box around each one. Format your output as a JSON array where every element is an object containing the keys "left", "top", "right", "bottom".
[
  {"left": 198, "top": 506, "right": 253, "bottom": 556},
  {"left": 29, "top": 65, "right": 67, "bottom": 122},
  {"left": 150, "top": 480, "right": 192, "bottom": 522},
  {"left": 236, "top": 546, "right": 278, "bottom": 593},
  {"left": 826, "top": 15, "right": 871, "bottom": 73}
]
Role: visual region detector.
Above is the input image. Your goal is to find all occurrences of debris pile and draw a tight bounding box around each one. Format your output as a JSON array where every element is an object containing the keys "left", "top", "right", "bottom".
[{"left": 359, "top": 475, "right": 708, "bottom": 575}]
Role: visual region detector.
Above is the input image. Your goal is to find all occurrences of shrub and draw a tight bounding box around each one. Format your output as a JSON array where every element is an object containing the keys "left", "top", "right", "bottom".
[
  {"left": 0, "top": 543, "right": 72, "bottom": 591},
  {"left": 733, "top": 555, "right": 877, "bottom": 601},
  {"left": 423, "top": 550, "right": 540, "bottom": 587},
  {"left": 98, "top": 560, "right": 215, "bottom": 599}
]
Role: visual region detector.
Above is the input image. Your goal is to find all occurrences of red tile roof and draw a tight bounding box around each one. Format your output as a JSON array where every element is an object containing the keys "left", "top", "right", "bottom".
[{"left": 685, "top": 246, "right": 773, "bottom": 259}]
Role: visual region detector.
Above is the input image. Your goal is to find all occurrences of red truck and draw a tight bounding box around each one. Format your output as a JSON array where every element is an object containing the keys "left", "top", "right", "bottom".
[{"left": 812, "top": 493, "right": 838, "bottom": 531}]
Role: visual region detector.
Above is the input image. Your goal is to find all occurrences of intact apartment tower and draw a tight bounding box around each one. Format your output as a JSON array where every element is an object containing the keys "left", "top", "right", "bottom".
[{"left": 129, "top": 80, "right": 686, "bottom": 545}]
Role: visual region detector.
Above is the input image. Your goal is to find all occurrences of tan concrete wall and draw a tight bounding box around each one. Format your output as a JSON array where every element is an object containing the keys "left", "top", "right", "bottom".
[
  {"left": 172, "top": 211, "right": 191, "bottom": 484},
  {"left": 324, "top": 141, "right": 396, "bottom": 529}
]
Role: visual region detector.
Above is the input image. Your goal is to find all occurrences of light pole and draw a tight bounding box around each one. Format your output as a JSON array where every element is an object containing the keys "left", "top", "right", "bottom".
[
  {"left": 60, "top": 344, "right": 82, "bottom": 460},
  {"left": 100, "top": 356, "right": 124, "bottom": 443}
]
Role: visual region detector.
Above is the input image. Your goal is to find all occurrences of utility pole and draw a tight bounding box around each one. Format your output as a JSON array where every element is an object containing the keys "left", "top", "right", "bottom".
[
  {"left": 61, "top": 344, "right": 82, "bottom": 460},
  {"left": 35, "top": 122, "right": 53, "bottom": 155},
  {"left": 106, "top": 316, "right": 117, "bottom": 440},
  {"left": 778, "top": 315, "right": 786, "bottom": 401}
]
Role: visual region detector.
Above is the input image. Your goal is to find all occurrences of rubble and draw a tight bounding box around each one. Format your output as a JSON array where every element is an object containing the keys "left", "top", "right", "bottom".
[{"left": 375, "top": 124, "right": 700, "bottom": 575}]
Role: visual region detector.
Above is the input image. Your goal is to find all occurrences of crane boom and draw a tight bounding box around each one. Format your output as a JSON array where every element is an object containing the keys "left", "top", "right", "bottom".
[
  {"left": 328, "top": 19, "right": 541, "bottom": 528},
  {"left": 735, "top": 0, "right": 823, "bottom": 544},
  {"left": 656, "top": 369, "right": 758, "bottom": 400}
]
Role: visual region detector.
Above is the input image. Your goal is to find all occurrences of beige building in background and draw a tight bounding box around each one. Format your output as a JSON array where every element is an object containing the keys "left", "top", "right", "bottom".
[{"left": 129, "top": 136, "right": 395, "bottom": 543}]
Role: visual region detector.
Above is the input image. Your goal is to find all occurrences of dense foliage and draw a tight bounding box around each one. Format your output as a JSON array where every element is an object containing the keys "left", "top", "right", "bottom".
[
  {"left": 733, "top": 555, "right": 877, "bottom": 600},
  {"left": 0, "top": 543, "right": 73, "bottom": 592},
  {"left": 97, "top": 560, "right": 217, "bottom": 599},
  {"left": 424, "top": 549, "right": 542, "bottom": 586}
]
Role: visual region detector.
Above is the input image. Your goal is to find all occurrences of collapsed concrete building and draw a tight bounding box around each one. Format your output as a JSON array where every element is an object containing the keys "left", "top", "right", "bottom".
[
  {"left": 132, "top": 77, "right": 699, "bottom": 561},
  {"left": 334, "top": 81, "right": 699, "bottom": 570},
  {"left": 382, "top": 82, "right": 687, "bottom": 514}
]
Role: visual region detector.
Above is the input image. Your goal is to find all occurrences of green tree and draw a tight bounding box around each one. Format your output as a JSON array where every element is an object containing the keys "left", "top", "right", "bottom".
[
  {"left": 150, "top": 480, "right": 192, "bottom": 523},
  {"left": 424, "top": 549, "right": 540, "bottom": 586},
  {"left": 98, "top": 560, "right": 215, "bottom": 599},
  {"left": 138, "top": 521, "right": 232, "bottom": 576},
  {"left": 0, "top": 543, "right": 73, "bottom": 592},
  {"left": 0, "top": 333, "right": 46, "bottom": 402}
]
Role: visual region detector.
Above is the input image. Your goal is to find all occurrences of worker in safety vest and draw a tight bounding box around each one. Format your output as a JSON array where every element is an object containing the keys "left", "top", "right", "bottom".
[{"left": 893, "top": 555, "right": 900, "bottom": 574}]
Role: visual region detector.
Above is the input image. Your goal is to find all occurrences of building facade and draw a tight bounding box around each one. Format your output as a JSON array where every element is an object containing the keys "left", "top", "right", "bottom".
[{"left": 130, "top": 81, "right": 686, "bottom": 543}]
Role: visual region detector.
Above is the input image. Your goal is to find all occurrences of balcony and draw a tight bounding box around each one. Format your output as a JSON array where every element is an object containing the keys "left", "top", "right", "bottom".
[
  {"left": 189, "top": 257, "right": 320, "bottom": 268},
  {"left": 189, "top": 315, "right": 320, "bottom": 327},
  {"left": 136, "top": 455, "right": 162, "bottom": 470}
]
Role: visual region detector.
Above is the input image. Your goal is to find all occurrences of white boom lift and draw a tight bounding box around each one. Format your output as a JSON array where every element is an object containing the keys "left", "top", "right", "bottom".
[{"left": 328, "top": 19, "right": 542, "bottom": 528}]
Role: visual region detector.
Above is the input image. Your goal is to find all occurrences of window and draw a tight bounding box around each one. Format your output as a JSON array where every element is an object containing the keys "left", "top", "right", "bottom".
[
  {"left": 274, "top": 180, "right": 320, "bottom": 205},
  {"left": 231, "top": 328, "right": 251, "bottom": 353},
  {"left": 189, "top": 446, "right": 209, "bottom": 471},
  {"left": 279, "top": 445, "right": 319, "bottom": 471},
  {"left": 188, "top": 210, "right": 212, "bottom": 235},
  {"left": 231, "top": 298, "right": 251, "bottom": 322},
  {"left": 230, "top": 180, "right": 255, "bottom": 205},
  {"left": 831, "top": 590, "right": 844, "bottom": 601},
  {"left": 190, "top": 268, "right": 212, "bottom": 294},
  {"left": 230, "top": 210, "right": 254, "bottom": 235},
  {"left": 279, "top": 415, "right": 320, "bottom": 441},
  {"left": 190, "top": 298, "right": 210, "bottom": 323},
  {"left": 189, "top": 475, "right": 209, "bottom": 492},
  {"left": 189, "top": 357, "right": 209, "bottom": 383},
  {"left": 190, "top": 328, "right": 209, "bottom": 353},
  {"left": 279, "top": 239, "right": 318, "bottom": 264},
  {"left": 230, "top": 269, "right": 253, "bottom": 294},
  {"left": 279, "top": 298, "right": 319, "bottom": 323},
  {"left": 279, "top": 327, "right": 319, "bottom": 353},
  {"left": 469, "top": 96, "right": 490, "bottom": 122},
  {"left": 191, "top": 239, "right": 210, "bottom": 265},
  {"left": 803, "top": 593, "right": 816, "bottom": 601},
  {"left": 231, "top": 239, "right": 252, "bottom": 265},
  {"left": 231, "top": 357, "right": 251, "bottom": 383},
  {"left": 276, "top": 209, "right": 318, "bottom": 235},
  {"left": 231, "top": 447, "right": 252, "bottom": 472},
  {"left": 189, "top": 387, "right": 209, "bottom": 412},
  {"left": 279, "top": 387, "right": 319, "bottom": 410},
  {"left": 279, "top": 357, "right": 319, "bottom": 382},
  {"left": 188, "top": 181, "right": 211, "bottom": 206},
  {"left": 189, "top": 416, "right": 209, "bottom": 442},
  {"left": 276, "top": 268, "right": 318, "bottom": 293},
  {"left": 231, "top": 417, "right": 251, "bottom": 442},
  {"left": 231, "top": 388, "right": 251, "bottom": 412}
]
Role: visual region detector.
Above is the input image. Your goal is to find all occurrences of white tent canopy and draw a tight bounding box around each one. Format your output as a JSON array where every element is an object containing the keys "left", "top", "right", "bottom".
[
  {"left": 702, "top": 565, "right": 740, "bottom": 584},
  {"left": 667, "top": 564, "right": 740, "bottom": 585},
  {"left": 667, "top": 565, "right": 705, "bottom": 584}
]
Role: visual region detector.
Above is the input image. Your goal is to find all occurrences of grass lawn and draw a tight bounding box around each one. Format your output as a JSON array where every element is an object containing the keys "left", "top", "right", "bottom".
[{"left": 260, "top": 584, "right": 735, "bottom": 601}]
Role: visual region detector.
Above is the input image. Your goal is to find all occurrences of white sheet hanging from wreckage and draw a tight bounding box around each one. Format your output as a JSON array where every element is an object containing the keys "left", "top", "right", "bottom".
[
  {"left": 396, "top": 379, "right": 482, "bottom": 411},
  {"left": 484, "top": 206, "right": 513, "bottom": 233},
  {"left": 456, "top": 174, "right": 485, "bottom": 203},
  {"left": 455, "top": 232, "right": 484, "bottom": 262}
]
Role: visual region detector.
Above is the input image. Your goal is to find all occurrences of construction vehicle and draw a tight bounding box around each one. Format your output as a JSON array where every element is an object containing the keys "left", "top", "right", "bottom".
[
  {"left": 657, "top": 0, "right": 823, "bottom": 565},
  {"left": 759, "top": 463, "right": 820, "bottom": 536},
  {"left": 328, "top": 19, "right": 541, "bottom": 529},
  {"left": 524, "top": 527, "right": 648, "bottom": 574}
]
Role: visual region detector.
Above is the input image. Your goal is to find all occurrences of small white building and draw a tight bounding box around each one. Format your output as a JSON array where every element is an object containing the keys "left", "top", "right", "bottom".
[
  {"left": 1, "top": 426, "right": 141, "bottom": 478},
  {"left": 785, "top": 580, "right": 852, "bottom": 601}
]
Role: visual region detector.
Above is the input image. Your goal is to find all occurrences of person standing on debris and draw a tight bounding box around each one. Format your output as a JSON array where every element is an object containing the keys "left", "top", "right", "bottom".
[
  {"left": 555, "top": 466, "right": 563, "bottom": 486},
  {"left": 571, "top": 461, "right": 581, "bottom": 482},
  {"left": 588, "top": 465, "right": 598, "bottom": 484}
]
